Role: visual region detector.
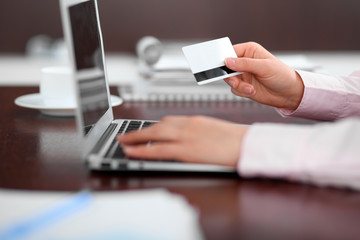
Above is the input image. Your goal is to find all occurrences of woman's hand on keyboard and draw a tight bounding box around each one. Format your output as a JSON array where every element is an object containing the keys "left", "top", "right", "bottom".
[
  {"left": 117, "top": 115, "right": 248, "bottom": 167},
  {"left": 224, "top": 42, "right": 304, "bottom": 111}
]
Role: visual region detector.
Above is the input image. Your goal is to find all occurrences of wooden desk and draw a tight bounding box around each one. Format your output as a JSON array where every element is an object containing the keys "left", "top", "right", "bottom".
[{"left": 1, "top": 87, "right": 360, "bottom": 240}]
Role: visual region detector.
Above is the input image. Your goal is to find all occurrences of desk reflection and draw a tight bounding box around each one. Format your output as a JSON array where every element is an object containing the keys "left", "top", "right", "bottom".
[{"left": 239, "top": 181, "right": 360, "bottom": 240}]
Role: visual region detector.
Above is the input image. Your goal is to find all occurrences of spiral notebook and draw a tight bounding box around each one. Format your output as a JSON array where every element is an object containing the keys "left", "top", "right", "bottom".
[{"left": 117, "top": 78, "right": 247, "bottom": 102}]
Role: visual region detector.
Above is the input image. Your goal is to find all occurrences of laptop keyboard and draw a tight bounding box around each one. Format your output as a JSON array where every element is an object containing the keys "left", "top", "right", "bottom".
[{"left": 106, "top": 120, "right": 156, "bottom": 159}]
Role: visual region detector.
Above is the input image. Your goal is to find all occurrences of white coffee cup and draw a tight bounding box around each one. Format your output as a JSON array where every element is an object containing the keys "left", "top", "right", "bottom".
[{"left": 40, "top": 66, "right": 76, "bottom": 107}]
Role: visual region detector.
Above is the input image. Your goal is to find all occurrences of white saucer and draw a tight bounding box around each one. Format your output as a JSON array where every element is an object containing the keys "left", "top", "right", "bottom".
[{"left": 15, "top": 93, "right": 123, "bottom": 117}]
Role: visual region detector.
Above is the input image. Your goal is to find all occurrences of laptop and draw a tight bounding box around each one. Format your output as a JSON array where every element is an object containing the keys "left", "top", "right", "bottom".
[{"left": 59, "top": 0, "right": 236, "bottom": 172}]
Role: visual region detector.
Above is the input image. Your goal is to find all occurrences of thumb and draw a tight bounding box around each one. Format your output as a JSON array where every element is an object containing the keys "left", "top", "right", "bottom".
[{"left": 225, "top": 57, "right": 269, "bottom": 75}]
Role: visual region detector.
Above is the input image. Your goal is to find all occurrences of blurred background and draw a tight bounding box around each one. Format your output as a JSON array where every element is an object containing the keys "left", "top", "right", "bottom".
[{"left": 1, "top": 0, "right": 359, "bottom": 54}]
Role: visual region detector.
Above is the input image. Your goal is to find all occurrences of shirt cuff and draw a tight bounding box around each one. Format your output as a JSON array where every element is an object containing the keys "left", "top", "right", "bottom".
[
  {"left": 277, "top": 70, "right": 347, "bottom": 121},
  {"left": 238, "top": 123, "right": 312, "bottom": 181}
]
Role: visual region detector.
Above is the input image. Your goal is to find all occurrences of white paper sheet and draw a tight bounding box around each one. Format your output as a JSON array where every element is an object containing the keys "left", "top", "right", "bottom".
[{"left": 0, "top": 189, "right": 203, "bottom": 240}]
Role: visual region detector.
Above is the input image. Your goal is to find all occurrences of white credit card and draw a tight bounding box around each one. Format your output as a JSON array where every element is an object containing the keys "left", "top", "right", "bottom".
[{"left": 182, "top": 37, "right": 242, "bottom": 85}]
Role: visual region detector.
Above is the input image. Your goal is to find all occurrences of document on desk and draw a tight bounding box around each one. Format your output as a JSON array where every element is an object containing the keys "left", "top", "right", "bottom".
[{"left": 0, "top": 189, "right": 203, "bottom": 240}]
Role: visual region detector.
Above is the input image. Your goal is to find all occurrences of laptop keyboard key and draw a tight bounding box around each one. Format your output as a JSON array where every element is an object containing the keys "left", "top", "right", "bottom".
[
  {"left": 142, "top": 121, "right": 155, "bottom": 128},
  {"left": 118, "top": 121, "right": 128, "bottom": 134},
  {"left": 125, "top": 121, "right": 142, "bottom": 133},
  {"left": 113, "top": 144, "right": 126, "bottom": 159},
  {"left": 106, "top": 120, "right": 157, "bottom": 160}
]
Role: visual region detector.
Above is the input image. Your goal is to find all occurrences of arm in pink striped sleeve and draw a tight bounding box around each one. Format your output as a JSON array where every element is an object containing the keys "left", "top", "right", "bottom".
[
  {"left": 277, "top": 70, "right": 360, "bottom": 120},
  {"left": 239, "top": 118, "right": 360, "bottom": 190},
  {"left": 238, "top": 71, "right": 360, "bottom": 190}
]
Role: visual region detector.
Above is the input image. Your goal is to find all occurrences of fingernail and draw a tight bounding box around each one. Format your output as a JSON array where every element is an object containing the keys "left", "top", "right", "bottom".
[
  {"left": 226, "top": 58, "right": 236, "bottom": 67},
  {"left": 244, "top": 87, "right": 253, "bottom": 95},
  {"left": 228, "top": 79, "right": 235, "bottom": 88}
]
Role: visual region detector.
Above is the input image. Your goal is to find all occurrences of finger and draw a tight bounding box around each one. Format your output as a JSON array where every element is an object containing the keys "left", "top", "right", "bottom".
[
  {"left": 241, "top": 72, "right": 253, "bottom": 84},
  {"left": 117, "top": 125, "right": 177, "bottom": 144},
  {"left": 224, "top": 76, "right": 239, "bottom": 88},
  {"left": 231, "top": 83, "right": 255, "bottom": 97},
  {"left": 235, "top": 81, "right": 256, "bottom": 96},
  {"left": 225, "top": 74, "right": 254, "bottom": 89},
  {"left": 117, "top": 116, "right": 186, "bottom": 144},
  {"left": 232, "top": 42, "right": 272, "bottom": 58},
  {"left": 225, "top": 57, "right": 270, "bottom": 76},
  {"left": 122, "top": 142, "right": 183, "bottom": 161}
]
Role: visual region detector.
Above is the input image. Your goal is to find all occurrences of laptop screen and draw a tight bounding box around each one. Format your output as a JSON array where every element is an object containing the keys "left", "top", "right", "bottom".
[{"left": 69, "top": 0, "right": 110, "bottom": 133}]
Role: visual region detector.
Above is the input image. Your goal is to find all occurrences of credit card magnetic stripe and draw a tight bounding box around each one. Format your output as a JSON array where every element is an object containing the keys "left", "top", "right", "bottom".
[{"left": 194, "top": 66, "right": 236, "bottom": 83}]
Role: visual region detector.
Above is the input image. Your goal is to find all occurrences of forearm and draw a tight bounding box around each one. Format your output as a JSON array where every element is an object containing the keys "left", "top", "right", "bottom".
[
  {"left": 238, "top": 118, "right": 360, "bottom": 190},
  {"left": 278, "top": 70, "right": 360, "bottom": 121}
]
